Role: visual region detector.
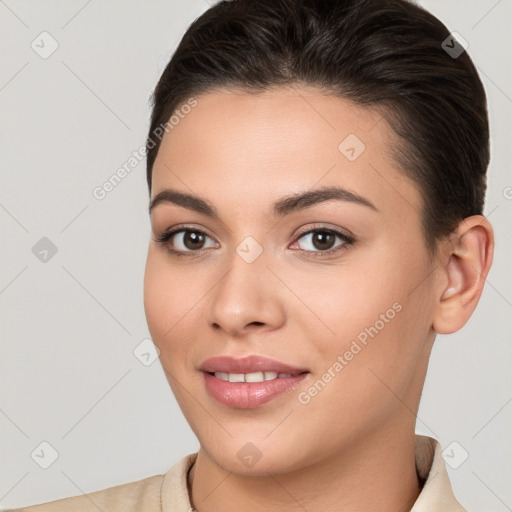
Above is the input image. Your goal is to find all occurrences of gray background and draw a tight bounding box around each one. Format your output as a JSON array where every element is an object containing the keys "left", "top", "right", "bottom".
[{"left": 1, "top": 0, "right": 511, "bottom": 509}]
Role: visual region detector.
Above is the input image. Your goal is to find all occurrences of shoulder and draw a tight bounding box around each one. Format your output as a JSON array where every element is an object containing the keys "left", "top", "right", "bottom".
[
  {"left": 6, "top": 453, "right": 198, "bottom": 512},
  {"left": 4, "top": 473, "right": 164, "bottom": 512}
]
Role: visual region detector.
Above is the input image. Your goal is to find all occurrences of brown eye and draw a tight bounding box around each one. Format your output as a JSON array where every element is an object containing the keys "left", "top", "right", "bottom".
[
  {"left": 155, "top": 228, "right": 218, "bottom": 256},
  {"left": 181, "top": 231, "right": 206, "bottom": 250},
  {"left": 310, "top": 231, "right": 336, "bottom": 251},
  {"left": 293, "top": 228, "right": 353, "bottom": 256}
]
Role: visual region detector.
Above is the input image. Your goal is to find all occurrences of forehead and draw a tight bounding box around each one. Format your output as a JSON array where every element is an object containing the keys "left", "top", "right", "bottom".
[
  {"left": 157, "top": 86, "right": 389, "bottom": 165},
  {"left": 151, "top": 85, "right": 422, "bottom": 222}
]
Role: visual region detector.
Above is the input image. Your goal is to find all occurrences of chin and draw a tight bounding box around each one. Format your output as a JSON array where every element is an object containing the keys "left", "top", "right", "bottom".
[{"left": 198, "top": 434, "right": 311, "bottom": 477}]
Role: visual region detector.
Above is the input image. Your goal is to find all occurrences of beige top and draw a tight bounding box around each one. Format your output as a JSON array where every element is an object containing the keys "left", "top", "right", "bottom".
[{"left": 10, "top": 435, "right": 466, "bottom": 511}]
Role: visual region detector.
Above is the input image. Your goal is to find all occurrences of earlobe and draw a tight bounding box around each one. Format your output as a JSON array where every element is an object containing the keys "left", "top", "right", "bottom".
[{"left": 432, "top": 215, "right": 494, "bottom": 334}]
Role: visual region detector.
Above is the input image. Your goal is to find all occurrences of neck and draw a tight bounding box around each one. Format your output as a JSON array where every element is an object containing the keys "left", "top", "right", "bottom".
[{"left": 187, "top": 422, "right": 421, "bottom": 512}]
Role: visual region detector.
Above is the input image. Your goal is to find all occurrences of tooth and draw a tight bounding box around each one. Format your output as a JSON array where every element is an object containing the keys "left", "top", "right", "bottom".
[
  {"left": 245, "top": 371, "right": 265, "bottom": 383},
  {"left": 214, "top": 371, "right": 288, "bottom": 382}
]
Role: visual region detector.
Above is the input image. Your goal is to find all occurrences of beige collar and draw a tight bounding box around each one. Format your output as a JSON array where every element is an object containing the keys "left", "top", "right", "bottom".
[{"left": 161, "top": 434, "right": 466, "bottom": 511}]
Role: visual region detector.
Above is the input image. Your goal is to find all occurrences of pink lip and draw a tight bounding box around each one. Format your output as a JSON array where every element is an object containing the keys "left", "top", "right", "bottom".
[
  {"left": 203, "top": 372, "right": 308, "bottom": 409},
  {"left": 199, "top": 355, "right": 308, "bottom": 375},
  {"left": 199, "top": 355, "right": 309, "bottom": 409}
]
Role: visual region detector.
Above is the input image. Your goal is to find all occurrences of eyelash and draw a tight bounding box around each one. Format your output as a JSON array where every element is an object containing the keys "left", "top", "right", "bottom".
[{"left": 154, "top": 224, "right": 355, "bottom": 259}]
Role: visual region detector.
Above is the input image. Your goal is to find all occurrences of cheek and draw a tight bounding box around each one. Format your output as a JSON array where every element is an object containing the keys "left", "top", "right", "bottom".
[
  {"left": 144, "top": 250, "right": 187, "bottom": 350},
  {"left": 143, "top": 249, "right": 208, "bottom": 370},
  {"left": 308, "top": 259, "right": 404, "bottom": 350},
  {"left": 307, "top": 247, "right": 430, "bottom": 389},
  {"left": 143, "top": 251, "right": 168, "bottom": 339}
]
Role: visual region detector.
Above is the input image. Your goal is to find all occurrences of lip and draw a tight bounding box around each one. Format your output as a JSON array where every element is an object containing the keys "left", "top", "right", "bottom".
[
  {"left": 199, "top": 355, "right": 309, "bottom": 409},
  {"left": 203, "top": 372, "right": 309, "bottom": 409},
  {"left": 199, "top": 355, "right": 308, "bottom": 375}
]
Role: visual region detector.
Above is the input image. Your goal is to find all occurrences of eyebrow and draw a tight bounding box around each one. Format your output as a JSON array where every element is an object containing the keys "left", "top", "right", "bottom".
[{"left": 148, "top": 185, "right": 378, "bottom": 217}]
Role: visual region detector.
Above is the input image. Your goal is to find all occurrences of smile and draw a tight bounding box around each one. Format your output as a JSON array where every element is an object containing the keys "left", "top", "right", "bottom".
[{"left": 212, "top": 371, "right": 295, "bottom": 382}]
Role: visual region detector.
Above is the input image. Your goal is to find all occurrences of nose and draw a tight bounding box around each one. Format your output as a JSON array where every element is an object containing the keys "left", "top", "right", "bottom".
[{"left": 203, "top": 247, "right": 286, "bottom": 337}]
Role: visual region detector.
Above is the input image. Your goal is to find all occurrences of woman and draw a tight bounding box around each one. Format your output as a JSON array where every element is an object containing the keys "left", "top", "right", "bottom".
[{"left": 14, "top": 0, "right": 494, "bottom": 510}]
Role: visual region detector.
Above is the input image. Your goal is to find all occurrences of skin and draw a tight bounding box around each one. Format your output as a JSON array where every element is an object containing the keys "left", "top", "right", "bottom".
[{"left": 143, "top": 85, "right": 494, "bottom": 512}]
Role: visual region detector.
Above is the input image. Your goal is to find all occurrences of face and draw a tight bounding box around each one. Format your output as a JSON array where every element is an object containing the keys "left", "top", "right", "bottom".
[{"left": 144, "top": 85, "right": 439, "bottom": 475}]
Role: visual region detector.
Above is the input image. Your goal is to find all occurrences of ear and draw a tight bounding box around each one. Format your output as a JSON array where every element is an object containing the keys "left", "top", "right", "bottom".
[{"left": 432, "top": 215, "right": 494, "bottom": 334}]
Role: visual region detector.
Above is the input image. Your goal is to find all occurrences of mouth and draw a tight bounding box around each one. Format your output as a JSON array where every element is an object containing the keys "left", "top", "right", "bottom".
[
  {"left": 199, "top": 354, "right": 310, "bottom": 409},
  {"left": 199, "top": 354, "right": 308, "bottom": 375},
  {"left": 204, "top": 370, "right": 307, "bottom": 382}
]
